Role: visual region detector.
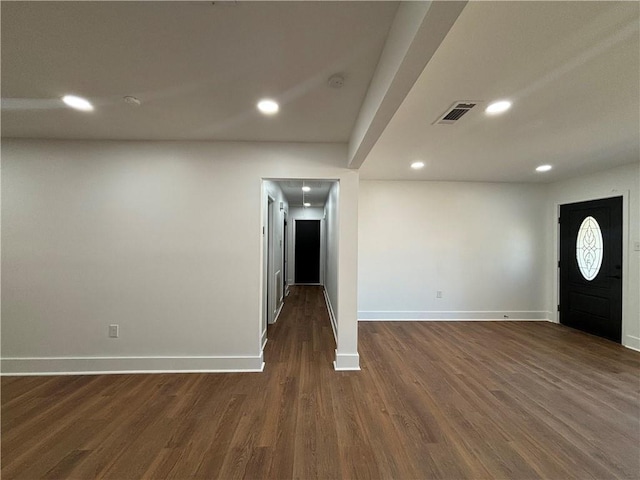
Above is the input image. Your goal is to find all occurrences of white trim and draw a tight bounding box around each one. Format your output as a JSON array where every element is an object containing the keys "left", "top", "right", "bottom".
[
  {"left": 266, "top": 194, "right": 276, "bottom": 325},
  {"left": 333, "top": 350, "right": 360, "bottom": 371},
  {"left": 261, "top": 328, "right": 268, "bottom": 350},
  {"left": 358, "top": 311, "right": 550, "bottom": 321},
  {"left": 273, "top": 302, "right": 284, "bottom": 324},
  {"left": 624, "top": 335, "right": 640, "bottom": 352},
  {"left": 323, "top": 287, "right": 338, "bottom": 343},
  {"left": 274, "top": 268, "right": 282, "bottom": 317},
  {"left": 1, "top": 355, "right": 265, "bottom": 376}
]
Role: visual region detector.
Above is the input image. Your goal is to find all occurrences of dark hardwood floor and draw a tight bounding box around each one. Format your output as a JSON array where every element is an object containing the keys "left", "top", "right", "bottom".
[{"left": 2, "top": 285, "right": 639, "bottom": 479}]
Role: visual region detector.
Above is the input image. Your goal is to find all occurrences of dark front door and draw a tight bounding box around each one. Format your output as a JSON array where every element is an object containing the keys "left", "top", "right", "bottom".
[
  {"left": 559, "top": 196, "right": 623, "bottom": 342},
  {"left": 295, "top": 220, "right": 320, "bottom": 284}
]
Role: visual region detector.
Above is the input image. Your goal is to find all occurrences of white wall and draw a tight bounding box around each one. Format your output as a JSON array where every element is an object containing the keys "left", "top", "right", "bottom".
[
  {"left": 358, "top": 181, "right": 548, "bottom": 320},
  {"left": 324, "top": 183, "right": 340, "bottom": 341},
  {"left": 358, "top": 167, "right": 639, "bottom": 351},
  {"left": 286, "top": 206, "right": 325, "bottom": 286},
  {"left": 1, "top": 139, "right": 360, "bottom": 373},
  {"left": 545, "top": 162, "right": 640, "bottom": 350}
]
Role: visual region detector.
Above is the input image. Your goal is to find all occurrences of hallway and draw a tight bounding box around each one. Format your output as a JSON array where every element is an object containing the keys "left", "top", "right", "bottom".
[
  {"left": 265, "top": 285, "right": 336, "bottom": 369},
  {"left": 2, "top": 286, "right": 639, "bottom": 479}
]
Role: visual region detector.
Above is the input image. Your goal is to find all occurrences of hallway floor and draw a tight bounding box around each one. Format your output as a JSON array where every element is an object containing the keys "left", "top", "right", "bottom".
[{"left": 2, "top": 285, "right": 639, "bottom": 479}]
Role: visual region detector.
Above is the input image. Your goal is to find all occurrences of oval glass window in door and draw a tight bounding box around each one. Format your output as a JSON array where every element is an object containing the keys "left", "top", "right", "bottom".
[{"left": 576, "top": 216, "right": 603, "bottom": 281}]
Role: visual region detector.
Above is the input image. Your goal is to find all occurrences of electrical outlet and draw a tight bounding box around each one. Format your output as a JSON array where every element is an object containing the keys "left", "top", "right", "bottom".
[
  {"left": 109, "top": 324, "right": 119, "bottom": 338},
  {"left": 503, "top": 314, "right": 510, "bottom": 319},
  {"left": 436, "top": 291, "right": 442, "bottom": 299}
]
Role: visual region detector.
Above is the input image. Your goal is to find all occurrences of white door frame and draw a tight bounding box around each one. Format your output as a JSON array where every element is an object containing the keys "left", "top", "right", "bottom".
[{"left": 261, "top": 193, "right": 275, "bottom": 350}]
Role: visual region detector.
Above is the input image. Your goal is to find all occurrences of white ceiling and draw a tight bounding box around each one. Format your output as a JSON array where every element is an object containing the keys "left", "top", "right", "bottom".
[
  {"left": 277, "top": 180, "right": 333, "bottom": 208},
  {"left": 360, "top": 1, "right": 640, "bottom": 183},
  {"left": 1, "top": 1, "right": 398, "bottom": 142},
  {"left": 3, "top": 1, "right": 638, "bottom": 185}
]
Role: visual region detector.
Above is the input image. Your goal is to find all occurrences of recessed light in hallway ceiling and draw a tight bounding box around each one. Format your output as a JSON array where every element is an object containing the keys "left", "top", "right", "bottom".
[
  {"left": 257, "top": 99, "right": 279, "bottom": 115},
  {"left": 411, "top": 161, "right": 425, "bottom": 170},
  {"left": 536, "top": 164, "right": 552, "bottom": 172}
]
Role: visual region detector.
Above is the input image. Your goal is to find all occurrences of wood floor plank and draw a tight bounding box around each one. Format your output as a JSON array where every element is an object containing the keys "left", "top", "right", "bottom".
[{"left": 2, "top": 285, "right": 639, "bottom": 479}]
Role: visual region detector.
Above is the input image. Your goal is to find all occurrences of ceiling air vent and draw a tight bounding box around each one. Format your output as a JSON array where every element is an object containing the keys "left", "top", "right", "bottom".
[{"left": 434, "top": 101, "right": 477, "bottom": 125}]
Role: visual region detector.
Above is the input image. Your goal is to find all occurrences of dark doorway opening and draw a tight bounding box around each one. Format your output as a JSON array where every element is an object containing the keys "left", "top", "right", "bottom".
[
  {"left": 559, "top": 196, "right": 623, "bottom": 343},
  {"left": 295, "top": 220, "right": 321, "bottom": 284}
]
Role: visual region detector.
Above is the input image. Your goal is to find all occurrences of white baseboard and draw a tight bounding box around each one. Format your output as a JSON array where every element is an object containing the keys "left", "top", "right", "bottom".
[
  {"left": 1, "top": 354, "right": 265, "bottom": 376},
  {"left": 273, "top": 302, "right": 284, "bottom": 324},
  {"left": 358, "top": 310, "right": 550, "bottom": 321},
  {"left": 624, "top": 335, "right": 640, "bottom": 352},
  {"left": 333, "top": 350, "right": 360, "bottom": 371},
  {"left": 323, "top": 288, "right": 338, "bottom": 343}
]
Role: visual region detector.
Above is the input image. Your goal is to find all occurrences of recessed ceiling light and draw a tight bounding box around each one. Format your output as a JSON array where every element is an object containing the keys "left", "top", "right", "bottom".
[
  {"left": 485, "top": 100, "right": 511, "bottom": 115},
  {"left": 302, "top": 186, "right": 311, "bottom": 192},
  {"left": 411, "top": 161, "right": 425, "bottom": 170},
  {"left": 257, "top": 99, "right": 279, "bottom": 115},
  {"left": 62, "top": 95, "right": 93, "bottom": 112},
  {"left": 303, "top": 202, "right": 311, "bottom": 207},
  {"left": 536, "top": 164, "right": 552, "bottom": 172}
]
